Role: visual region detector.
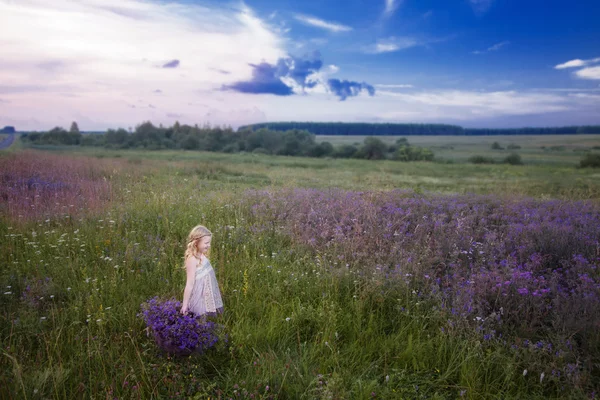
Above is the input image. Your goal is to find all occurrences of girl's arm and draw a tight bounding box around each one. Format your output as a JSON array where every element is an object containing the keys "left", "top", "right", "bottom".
[{"left": 180, "top": 256, "right": 197, "bottom": 314}]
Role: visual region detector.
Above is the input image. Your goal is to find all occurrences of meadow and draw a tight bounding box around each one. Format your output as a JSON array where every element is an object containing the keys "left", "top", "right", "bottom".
[
  {"left": 1, "top": 140, "right": 599, "bottom": 399},
  {"left": 318, "top": 134, "right": 600, "bottom": 166}
]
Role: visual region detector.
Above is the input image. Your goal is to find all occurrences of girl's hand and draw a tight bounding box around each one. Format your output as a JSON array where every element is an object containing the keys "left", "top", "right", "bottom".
[{"left": 180, "top": 305, "right": 188, "bottom": 315}]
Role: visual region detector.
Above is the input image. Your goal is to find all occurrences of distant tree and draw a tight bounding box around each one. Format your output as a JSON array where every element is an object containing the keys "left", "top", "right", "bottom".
[
  {"left": 356, "top": 137, "right": 387, "bottom": 160},
  {"left": 105, "top": 128, "right": 129, "bottom": 147},
  {"left": 309, "top": 142, "right": 334, "bottom": 157},
  {"left": 70, "top": 121, "right": 80, "bottom": 134},
  {"left": 181, "top": 135, "right": 199, "bottom": 150},
  {"left": 334, "top": 144, "right": 358, "bottom": 158}
]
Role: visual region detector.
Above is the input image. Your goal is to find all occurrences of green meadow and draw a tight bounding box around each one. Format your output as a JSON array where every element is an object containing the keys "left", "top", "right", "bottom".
[
  {"left": 318, "top": 134, "right": 600, "bottom": 166},
  {"left": 1, "top": 137, "right": 599, "bottom": 399}
]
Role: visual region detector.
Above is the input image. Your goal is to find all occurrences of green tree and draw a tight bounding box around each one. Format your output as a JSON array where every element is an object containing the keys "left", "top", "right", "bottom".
[
  {"left": 70, "top": 121, "right": 80, "bottom": 134},
  {"left": 356, "top": 137, "right": 387, "bottom": 160}
]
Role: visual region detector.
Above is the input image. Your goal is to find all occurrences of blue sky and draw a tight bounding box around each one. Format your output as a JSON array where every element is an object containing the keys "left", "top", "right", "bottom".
[{"left": 0, "top": 0, "right": 599, "bottom": 130}]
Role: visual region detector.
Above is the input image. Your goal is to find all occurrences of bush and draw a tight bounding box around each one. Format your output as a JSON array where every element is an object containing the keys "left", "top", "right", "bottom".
[
  {"left": 468, "top": 155, "right": 495, "bottom": 164},
  {"left": 503, "top": 153, "right": 523, "bottom": 165},
  {"left": 394, "top": 145, "right": 435, "bottom": 161},
  {"left": 309, "top": 141, "right": 334, "bottom": 157},
  {"left": 334, "top": 144, "right": 358, "bottom": 158},
  {"left": 507, "top": 143, "right": 521, "bottom": 150},
  {"left": 579, "top": 153, "right": 600, "bottom": 168},
  {"left": 139, "top": 297, "right": 221, "bottom": 356},
  {"left": 491, "top": 142, "right": 504, "bottom": 150},
  {"left": 355, "top": 137, "right": 387, "bottom": 160},
  {"left": 252, "top": 147, "right": 270, "bottom": 155}
]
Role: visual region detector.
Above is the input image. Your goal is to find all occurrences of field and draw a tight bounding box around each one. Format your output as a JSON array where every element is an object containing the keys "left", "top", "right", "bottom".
[
  {"left": 318, "top": 134, "right": 600, "bottom": 166},
  {"left": 1, "top": 139, "right": 599, "bottom": 399}
]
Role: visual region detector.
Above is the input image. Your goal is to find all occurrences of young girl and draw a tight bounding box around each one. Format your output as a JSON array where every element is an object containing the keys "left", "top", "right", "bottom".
[{"left": 180, "top": 225, "right": 224, "bottom": 317}]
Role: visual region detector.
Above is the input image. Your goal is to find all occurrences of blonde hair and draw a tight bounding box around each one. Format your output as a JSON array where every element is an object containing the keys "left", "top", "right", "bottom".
[{"left": 184, "top": 225, "right": 212, "bottom": 262}]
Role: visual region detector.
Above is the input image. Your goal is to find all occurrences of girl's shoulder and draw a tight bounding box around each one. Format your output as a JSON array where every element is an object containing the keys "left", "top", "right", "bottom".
[{"left": 194, "top": 254, "right": 210, "bottom": 267}]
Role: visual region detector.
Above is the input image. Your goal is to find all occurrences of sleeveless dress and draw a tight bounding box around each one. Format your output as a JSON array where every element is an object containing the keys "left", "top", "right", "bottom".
[{"left": 188, "top": 256, "right": 224, "bottom": 317}]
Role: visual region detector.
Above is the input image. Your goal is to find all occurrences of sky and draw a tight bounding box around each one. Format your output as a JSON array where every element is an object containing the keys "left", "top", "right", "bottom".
[{"left": 1, "top": 0, "right": 600, "bottom": 131}]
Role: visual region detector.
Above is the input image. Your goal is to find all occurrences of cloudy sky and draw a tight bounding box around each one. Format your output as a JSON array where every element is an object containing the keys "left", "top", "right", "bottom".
[{"left": 1, "top": 0, "right": 599, "bottom": 131}]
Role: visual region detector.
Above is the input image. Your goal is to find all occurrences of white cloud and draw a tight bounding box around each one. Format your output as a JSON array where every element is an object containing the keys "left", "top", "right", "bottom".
[
  {"left": 554, "top": 59, "right": 586, "bottom": 69},
  {"left": 568, "top": 93, "right": 600, "bottom": 101},
  {"left": 367, "top": 37, "right": 419, "bottom": 53},
  {"left": 531, "top": 87, "right": 600, "bottom": 92},
  {"left": 327, "top": 65, "right": 340, "bottom": 74},
  {"left": 375, "top": 89, "right": 570, "bottom": 118},
  {"left": 554, "top": 57, "right": 600, "bottom": 69},
  {"left": 293, "top": 14, "right": 352, "bottom": 33},
  {"left": 472, "top": 41, "right": 509, "bottom": 55},
  {"left": 255, "top": 88, "right": 599, "bottom": 127},
  {"left": 383, "top": 0, "right": 401, "bottom": 17},
  {"left": 375, "top": 84, "right": 414, "bottom": 88},
  {"left": 0, "top": 0, "right": 286, "bottom": 129},
  {"left": 575, "top": 66, "right": 600, "bottom": 80},
  {"left": 488, "top": 41, "right": 510, "bottom": 51}
]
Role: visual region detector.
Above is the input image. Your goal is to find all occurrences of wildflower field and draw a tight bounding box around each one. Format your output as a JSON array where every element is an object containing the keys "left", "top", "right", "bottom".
[{"left": 1, "top": 147, "right": 600, "bottom": 399}]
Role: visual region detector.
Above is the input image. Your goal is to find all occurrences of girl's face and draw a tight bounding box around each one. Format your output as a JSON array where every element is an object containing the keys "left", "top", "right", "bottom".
[{"left": 197, "top": 235, "right": 211, "bottom": 255}]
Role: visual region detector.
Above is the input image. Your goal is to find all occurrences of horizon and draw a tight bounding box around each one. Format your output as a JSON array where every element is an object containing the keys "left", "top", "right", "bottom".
[
  {"left": 9, "top": 120, "right": 600, "bottom": 134},
  {"left": 1, "top": 0, "right": 600, "bottom": 131}
]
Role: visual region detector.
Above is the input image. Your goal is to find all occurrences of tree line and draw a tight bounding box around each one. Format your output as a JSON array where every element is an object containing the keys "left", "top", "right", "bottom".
[
  {"left": 20, "top": 121, "right": 435, "bottom": 161},
  {"left": 240, "top": 122, "right": 600, "bottom": 135}
]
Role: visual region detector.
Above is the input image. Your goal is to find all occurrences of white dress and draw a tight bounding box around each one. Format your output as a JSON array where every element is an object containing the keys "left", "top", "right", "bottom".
[{"left": 188, "top": 256, "right": 224, "bottom": 317}]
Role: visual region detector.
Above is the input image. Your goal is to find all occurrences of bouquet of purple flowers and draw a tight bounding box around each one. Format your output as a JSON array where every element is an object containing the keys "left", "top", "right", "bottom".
[{"left": 139, "top": 297, "right": 220, "bottom": 356}]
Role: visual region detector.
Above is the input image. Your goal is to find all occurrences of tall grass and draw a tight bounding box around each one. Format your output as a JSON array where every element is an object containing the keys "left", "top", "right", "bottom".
[{"left": 0, "top": 149, "right": 598, "bottom": 399}]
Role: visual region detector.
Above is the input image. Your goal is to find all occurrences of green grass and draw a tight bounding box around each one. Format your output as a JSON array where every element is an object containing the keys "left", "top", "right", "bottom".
[
  {"left": 0, "top": 144, "right": 598, "bottom": 399},
  {"left": 317, "top": 134, "right": 600, "bottom": 166},
  {"left": 21, "top": 144, "right": 600, "bottom": 200}
]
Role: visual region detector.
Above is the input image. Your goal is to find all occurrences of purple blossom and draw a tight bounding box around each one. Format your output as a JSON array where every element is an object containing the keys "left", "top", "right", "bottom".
[{"left": 139, "top": 297, "right": 221, "bottom": 356}]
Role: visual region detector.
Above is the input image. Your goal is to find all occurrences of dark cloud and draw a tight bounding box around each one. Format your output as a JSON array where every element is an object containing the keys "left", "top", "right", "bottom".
[
  {"left": 222, "top": 62, "right": 294, "bottom": 96},
  {"left": 276, "top": 51, "right": 323, "bottom": 89},
  {"left": 222, "top": 52, "right": 374, "bottom": 100},
  {"left": 327, "top": 79, "right": 375, "bottom": 101},
  {"left": 154, "top": 89, "right": 162, "bottom": 93},
  {"left": 162, "top": 60, "right": 180, "bottom": 68}
]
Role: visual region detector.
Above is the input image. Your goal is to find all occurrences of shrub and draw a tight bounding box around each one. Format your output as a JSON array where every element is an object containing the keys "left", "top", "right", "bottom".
[
  {"left": 491, "top": 142, "right": 504, "bottom": 150},
  {"left": 334, "top": 144, "right": 358, "bottom": 158},
  {"left": 468, "top": 155, "right": 495, "bottom": 164},
  {"left": 252, "top": 147, "right": 270, "bottom": 155},
  {"left": 507, "top": 143, "right": 521, "bottom": 150},
  {"left": 394, "top": 145, "right": 435, "bottom": 161},
  {"left": 579, "top": 153, "right": 600, "bottom": 168},
  {"left": 503, "top": 153, "right": 523, "bottom": 165}
]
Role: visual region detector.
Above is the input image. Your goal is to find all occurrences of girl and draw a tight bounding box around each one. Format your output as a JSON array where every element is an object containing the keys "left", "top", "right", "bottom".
[{"left": 180, "top": 225, "right": 224, "bottom": 317}]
